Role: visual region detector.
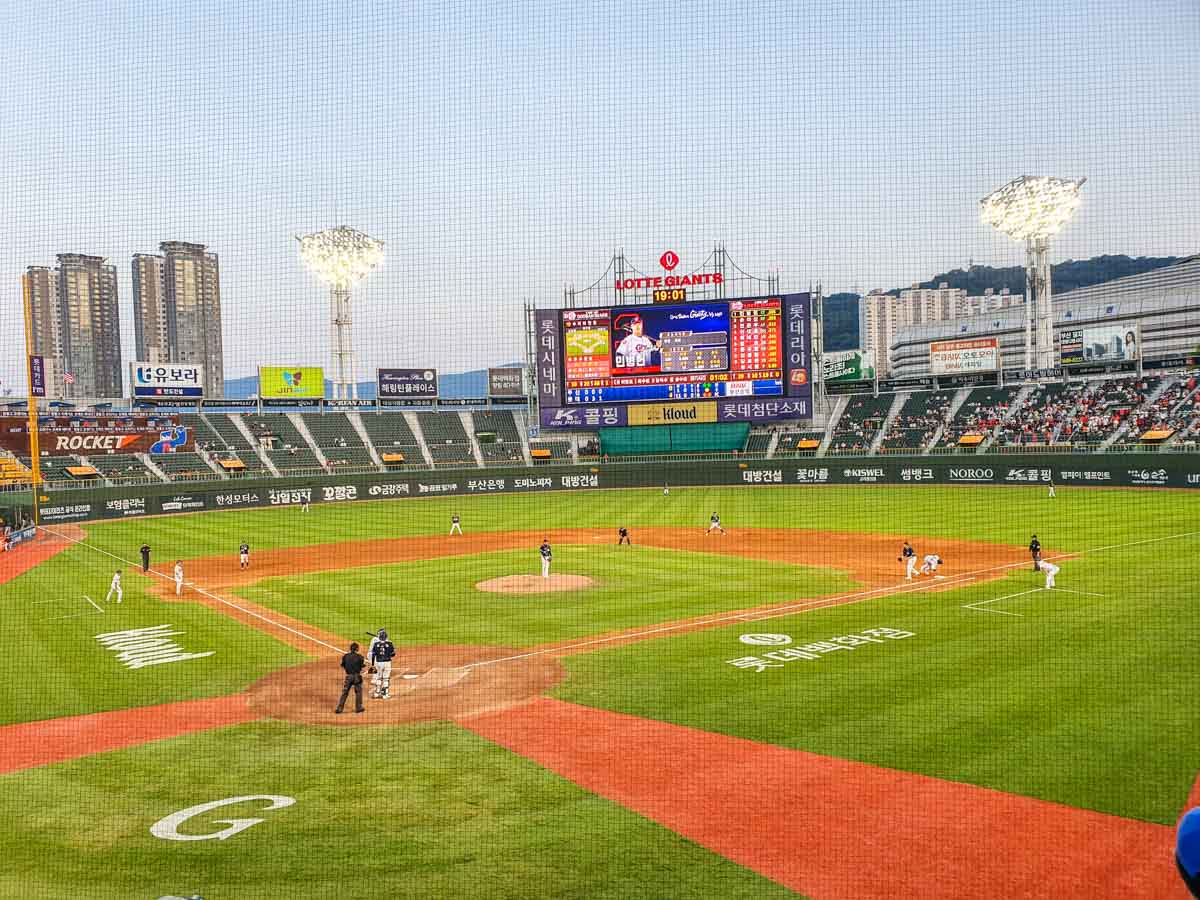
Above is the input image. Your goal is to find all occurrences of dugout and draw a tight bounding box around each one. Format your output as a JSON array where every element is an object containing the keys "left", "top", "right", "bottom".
[{"left": 599, "top": 422, "right": 750, "bottom": 456}]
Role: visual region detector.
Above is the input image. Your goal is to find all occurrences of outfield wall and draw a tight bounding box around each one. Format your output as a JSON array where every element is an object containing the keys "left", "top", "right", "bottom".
[{"left": 14, "top": 453, "right": 1200, "bottom": 524}]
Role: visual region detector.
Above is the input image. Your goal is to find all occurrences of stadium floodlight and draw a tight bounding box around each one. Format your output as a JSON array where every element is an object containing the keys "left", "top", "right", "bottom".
[
  {"left": 980, "top": 176, "right": 1086, "bottom": 371},
  {"left": 297, "top": 226, "right": 384, "bottom": 400}
]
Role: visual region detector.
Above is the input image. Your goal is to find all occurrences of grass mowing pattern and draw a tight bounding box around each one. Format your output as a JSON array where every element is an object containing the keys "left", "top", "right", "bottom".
[
  {"left": 556, "top": 543, "right": 1200, "bottom": 824},
  {"left": 0, "top": 540, "right": 306, "bottom": 726},
  {"left": 0, "top": 721, "right": 801, "bottom": 900},
  {"left": 3, "top": 483, "right": 1197, "bottom": 896},
  {"left": 233, "top": 546, "right": 856, "bottom": 647}
]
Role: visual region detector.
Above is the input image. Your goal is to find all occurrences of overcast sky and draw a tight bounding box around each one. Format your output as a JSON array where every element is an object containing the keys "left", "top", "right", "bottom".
[{"left": 1, "top": 0, "right": 1198, "bottom": 392}]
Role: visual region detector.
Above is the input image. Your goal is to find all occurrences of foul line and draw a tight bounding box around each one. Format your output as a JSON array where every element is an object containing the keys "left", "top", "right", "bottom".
[
  {"left": 962, "top": 588, "right": 1042, "bottom": 617},
  {"left": 83, "top": 595, "right": 103, "bottom": 614},
  {"left": 38, "top": 526, "right": 342, "bottom": 655},
  {"left": 34, "top": 525, "right": 1199, "bottom": 669},
  {"left": 466, "top": 572, "right": 983, "bottom": 670},
  {"left": 466, "top": 527, "right": 1200, "bottom": 670}
]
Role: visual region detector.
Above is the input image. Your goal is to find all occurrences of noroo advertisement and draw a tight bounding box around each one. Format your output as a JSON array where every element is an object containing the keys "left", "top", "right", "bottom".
[
  {"left": 259, "top": 366, "right": 325, "bottom": 399},
  {"left": 26, "top": 453, "right": 1200, "bottom": 523}
]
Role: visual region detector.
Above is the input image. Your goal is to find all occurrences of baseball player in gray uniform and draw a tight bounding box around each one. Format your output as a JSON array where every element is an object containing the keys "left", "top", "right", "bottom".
[{"left": 539, "top": 539, "right": 553, "bottom": 578}]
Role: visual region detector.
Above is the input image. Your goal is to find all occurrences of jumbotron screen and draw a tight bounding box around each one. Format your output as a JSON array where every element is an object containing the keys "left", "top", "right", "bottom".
[{"left": 560, "top": 297, "right": 783, "bottom": 404}]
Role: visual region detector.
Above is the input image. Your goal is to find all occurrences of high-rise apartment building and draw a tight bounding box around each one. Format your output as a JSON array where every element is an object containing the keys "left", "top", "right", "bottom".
[
  {"left": 21, "top": 266, "right": 65, "bottom": 398},
  {"left": 132, "top": 254, "right": 169, "bottom": 364},
  {"left": 22, "top": 255, "right": 122, "bottom": 399},
  {"left": 132, "top": 241, "right": 224, "bottom": 397},
  {"left": 859, "top": 283, "right": 969, "bottom": 375}
]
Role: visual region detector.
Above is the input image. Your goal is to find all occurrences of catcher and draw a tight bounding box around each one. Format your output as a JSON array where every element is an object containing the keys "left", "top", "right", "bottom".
[{"left": 366, "top": 629, "right": 396, "bottom": 700}]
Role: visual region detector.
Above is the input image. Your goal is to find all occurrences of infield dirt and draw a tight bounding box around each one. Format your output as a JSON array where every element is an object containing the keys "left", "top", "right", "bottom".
[{"left": 138, "top": 527, "right": 1038, "bottom": 724}]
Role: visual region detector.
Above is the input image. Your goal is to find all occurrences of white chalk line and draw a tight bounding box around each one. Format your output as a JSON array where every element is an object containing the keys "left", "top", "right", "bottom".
[
  {"left": 467, "top": 572, "right": 984, "bottom": 670},
  {"left": 466, "top": 528, "right": 1200, "bottom": 670},
  {"left": 37, "top": 526, "right": 342, "bottom": 655},
  {"left": 34, "top": 525, "right": 1198, "bottom": 671},
  {"left": 962, "top": 588, "right": 1043, "bottom": 616},
  {"left": 83, "top": 595, "right": 104, "bottom": 614}
]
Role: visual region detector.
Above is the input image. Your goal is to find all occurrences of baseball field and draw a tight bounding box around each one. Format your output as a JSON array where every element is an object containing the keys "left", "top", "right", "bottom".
[{"left": 1, "top": 483, "right": 1198, "bottom": 899}]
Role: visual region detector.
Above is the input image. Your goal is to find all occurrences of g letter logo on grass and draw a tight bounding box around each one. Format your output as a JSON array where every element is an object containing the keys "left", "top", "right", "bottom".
[
  {"left": 150, "top": 795, "right": 295, "bottom": 842},
  {"left": 739, "top": 633, "right": 792, "bottom": 646}
]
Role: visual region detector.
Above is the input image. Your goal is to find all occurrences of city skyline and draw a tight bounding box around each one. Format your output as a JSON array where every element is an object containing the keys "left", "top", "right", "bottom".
[{"left": 2, "top": 0, "right": 1198, "bottom": 394}]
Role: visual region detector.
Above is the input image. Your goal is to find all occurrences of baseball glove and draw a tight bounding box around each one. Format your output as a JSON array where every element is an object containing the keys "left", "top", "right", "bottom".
[{"left": 367, "top": 665, "right": 377, "bottom": 675}]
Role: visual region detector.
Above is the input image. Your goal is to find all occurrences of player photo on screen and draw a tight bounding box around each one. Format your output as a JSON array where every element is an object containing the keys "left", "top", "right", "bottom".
[
  {"left": 609, "top": 303, "right": 731, "bottom": 375},
  {"left": 611, "top": 312, "right": 661, "bottom": 370}
]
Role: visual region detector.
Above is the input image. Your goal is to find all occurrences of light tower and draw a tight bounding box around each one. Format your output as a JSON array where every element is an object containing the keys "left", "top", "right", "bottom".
[
  {"left": 297, "top": 226, "right": 384, "bottom": 399},
  {"left": 980, "top": 176, "right": 1086, "bottom": 371}
]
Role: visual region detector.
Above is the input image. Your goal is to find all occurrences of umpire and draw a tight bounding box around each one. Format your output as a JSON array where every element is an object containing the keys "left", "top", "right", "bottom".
[
  {"left": 334, "top": 642, "right": 366, "bottom": 714},
  {"left": 1029, "top": 534, "right": 1042, "bottom": 572}
]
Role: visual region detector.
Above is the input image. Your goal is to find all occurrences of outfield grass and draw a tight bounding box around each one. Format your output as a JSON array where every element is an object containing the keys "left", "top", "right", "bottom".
[
  {"left": 556, "top": 542, "right": 1200, "bottom": 824},
  {"left": 3, "top": 484, "right": 1198, "bottom": 897},
  {"left": 0, "top": 543, "right": 305, "bottom": 726},
  {"left": 0, "top": 720, "right": 800, "bottom": 900},
  {"left": 68, "top": 482, "right": 1198, "bottom": 559}
]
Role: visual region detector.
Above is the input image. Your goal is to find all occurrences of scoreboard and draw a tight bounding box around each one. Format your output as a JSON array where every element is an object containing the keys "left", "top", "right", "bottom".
[
  {"left": 561, "top": 298, "right": 783, "bottom": 404},
  {"left": 535, "top": 294, "right": 812, "bottom": 428}
]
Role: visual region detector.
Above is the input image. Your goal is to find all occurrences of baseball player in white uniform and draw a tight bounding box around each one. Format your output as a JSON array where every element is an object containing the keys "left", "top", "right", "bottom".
[
  {"left": 239, "top": 541, "right": 250, "bottom": 570},
  {"left": 919, "top": 554, "right": 942, "bottom": 575},
  {"left": 706, "top": 513, "right": 726, "bottom": 535},
  {"left": 539, "top": 539, "right": 552, "bottom": 578},
  {"left": 614, "top": 314, "right": 660, "bottom": 368},
  {"left": 173, "top": 560, "right": 184, "bottom": 597},
  {"left": 450, "top": 514, "right": 462, "bottom": 535},
  {"left": 105, "top": 569, "right": 123, "bottom": 604},
  {"left": 1039, "top": 559, "right": 1060, "bottom": 588}
]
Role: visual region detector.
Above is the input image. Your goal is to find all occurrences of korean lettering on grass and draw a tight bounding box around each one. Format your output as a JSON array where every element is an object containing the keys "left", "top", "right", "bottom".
[{"left": 727, "top": 628, "right": 914, "bottom": 673}]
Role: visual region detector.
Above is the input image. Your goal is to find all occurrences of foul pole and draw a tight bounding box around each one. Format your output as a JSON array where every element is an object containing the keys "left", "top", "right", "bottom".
[{"left": 21, "top": 275, "right": 42, "bottom": 526}]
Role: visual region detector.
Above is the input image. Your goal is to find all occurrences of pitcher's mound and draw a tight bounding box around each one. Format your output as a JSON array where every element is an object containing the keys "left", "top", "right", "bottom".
[{"left": 477, "top": 574, "right": 596, "bottom": 594}]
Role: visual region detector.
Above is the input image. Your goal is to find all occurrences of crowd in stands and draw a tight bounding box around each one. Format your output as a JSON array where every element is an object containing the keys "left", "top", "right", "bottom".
[
  {"left": 1127, "top": 376, "right": 1199, "bottom": 440},
  {"left": 830, "top": 395, "right": 892, "bottom": 452},
  {"left": 13, "top": 376, "right": 1200, "bottom": 490},
  {"left": 939, "top": 387, "right": 1019, "bottom": 447},
  {"left": 995, "top": 383, "right": 1089, "bottom": 446},
  {"left": 1057, "top": 377, "right": 1161, "bottom": 444},
  {"left": 880, "top": 392, "right": 953, "bottom": 450}
]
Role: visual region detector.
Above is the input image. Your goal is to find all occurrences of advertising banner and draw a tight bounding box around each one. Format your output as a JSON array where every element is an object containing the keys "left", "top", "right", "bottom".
[
  {"left": 0, "top": 416, "right": 191, "bottom": 456},
  {"left": 782, "top": 294, "right": 813, "bottom": 406},
  {"left": 131, "top": 363, "right": 205, "bottom": 399},
  {"left": 825, "top": 379, "right": 876, "bottom": 396},
  {"left": 1059, "top": 324, "right": 1140, "bottom": 367},
  {"left": 487, "top": 367, "right": 525, "bottom": 398},
  {"left": 930, "top": 338, "right": 998, "bottom": 376},
  {"left": 377, "top": 368, "right": 439, "bottom": 399},
  {"left": 259, "top": 366, "right": 324, "bottom": 399},
  {"left": 201, "top": 398, "right": 259, "bottom": 408},
  {"left": 534, "top": 309, "right": 563, "bottom": 409},
  {"left": 628, "top": 401, "right": 718, "bottom": 426},
  {"left": 823, "top": 348, "right": 874, "bottom": 383},
  {"left": 29, "top": 356, "right": 46, "bottom": 398}
]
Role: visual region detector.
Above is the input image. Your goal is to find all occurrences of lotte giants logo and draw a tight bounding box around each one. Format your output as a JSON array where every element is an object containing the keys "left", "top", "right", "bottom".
[{"left": 615, "top": 248, "right": 723, "bottom": 291}]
